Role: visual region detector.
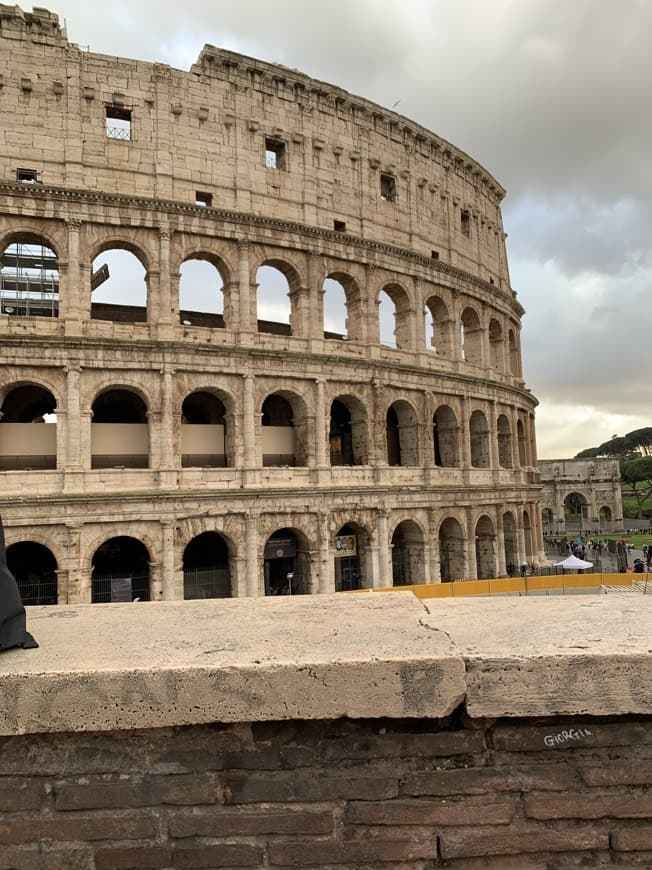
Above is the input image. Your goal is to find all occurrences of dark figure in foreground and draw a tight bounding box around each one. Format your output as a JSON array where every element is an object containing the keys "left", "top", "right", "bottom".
[{"left": 0, "top": 515, "right": 38, "bottom": 651}]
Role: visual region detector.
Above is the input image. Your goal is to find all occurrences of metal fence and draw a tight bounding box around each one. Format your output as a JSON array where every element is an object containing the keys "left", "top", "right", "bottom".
[{"left": 183, "top": 568, "right": 231, "bottom": 599}]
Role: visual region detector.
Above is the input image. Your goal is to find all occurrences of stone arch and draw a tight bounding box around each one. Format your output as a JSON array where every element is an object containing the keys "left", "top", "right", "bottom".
[
  {"left": 329, "top": 395, "right": 368, "bottom": 466},
  {"left": 260, "top": 389, "right": 310, "bottom": 467},
  {"left": 323, "top": 272, "right": 363, "bottom": 342},
  {"left": 378, "top": 282, "right": 412, "bottom": 350},
  {"left": 523, "top": 509, "right": 534, "bottom": 563},
  {"left": 433, "top": 404, "right": 460, "bottom": 467},
  {"left": 178, "top": 251, "right": 229, "bottom": 328},
  {"left": 0, "top": 232, "right": 60, "bottom": 318},
  {"left": 333, "top": 522, "right": 372, "bottom": 591},
  {"left": 91, "top": 387, "right": 150, "bottom": 469},
  {"left": 599, "top": 505, "right": 613, "bottom": 530},
  {"left": 424, "top": 294, "right": 453, "bottom": 356},
  {"left": 475, "top": 514, "right": 496, "bottom": 579},
  {"left": 0, "top": 382, "right": 58, "bottom": 470},
  {"left": 541, "top": 506, "right": 554, "bottom": 527},
  {"left": 503, "top": 511, "right": 518, "bottom": 576},
  {"left": 488, "top": 317, "right": 504, "bottom": 371},
  {"left": 391, "top": 519, "right": 426, "bottom": 586},
  {"left": 255, "top": 258, "right": 302, "bottom": 336},
  {"left": 386, "top": 399, "right": 419, "bottom": 467},
  {"left": 564, "top": 491, "right": 589, "bottom": 528},
  {"left": 181, "top": 388, "right": 234, "bottom": 468},
  {"left": 461, "top": 305, "right": 483, "bottom": 366},
  {"left": 517, "top": 418, "right": 527, "bottom": 466},
  {"left": 497, "top": 414, "right": 513, "bottom": 468},
  {"left": 90, "top": 239, "right": 150, "bottom": 323},
  {"left": 508, "top": 328, "right": 521, "bottom": 377},
  {"left": 263, "top": 526, "right": 312, "bottom": 595},
  {"left": 469, "top": 409, "right": 490, "bottom": 468},
  {"left": 182, "top": 530, "right": 233, "bottom": 599},
  {"left": 439, "top": 517, "right": 466, "bottom": 582},
  {"left": 91, "top": 535, "right": 151, "bottom": 603},
  {"left": 6, "top": 540, "right": 58, "bottom": 605}
]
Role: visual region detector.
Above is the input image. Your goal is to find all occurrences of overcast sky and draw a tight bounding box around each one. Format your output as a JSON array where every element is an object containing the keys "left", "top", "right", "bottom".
[{"left": 48, "top": 0, "right": 652, "bottom": 458}]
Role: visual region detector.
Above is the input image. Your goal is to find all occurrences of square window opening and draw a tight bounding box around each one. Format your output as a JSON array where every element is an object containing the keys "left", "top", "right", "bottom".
[
  {"left": 195, "top": 191, "right": 213, "bottom": 207},
  {"left": 431, "top": 250, "right": 440, "bottom": 260},
  {"left": 16, "top": 167, "right": 39, "bottom": 184},
  {"left": 334, "top": 220, "right": 346, "bottom": 232},
  {"left": 461, "top": 209, "right": 471, "bottom": 237},
  {"left": 265, "top": 138, "right": 286, "bottom": 170},
  {"left": 380, "top": 173, "right": 397, "bottom": 202},
  {"left": 106, "top": 106, "right": 132, "bottom": 140}
]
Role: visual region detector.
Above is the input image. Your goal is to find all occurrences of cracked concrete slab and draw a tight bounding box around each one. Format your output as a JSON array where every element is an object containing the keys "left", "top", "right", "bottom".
[{"left": 0, "top": 593, "right": 464, "bottom": 735}]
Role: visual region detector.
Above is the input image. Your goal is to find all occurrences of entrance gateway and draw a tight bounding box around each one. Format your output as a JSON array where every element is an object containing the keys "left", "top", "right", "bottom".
[{"left": 264, "top": 529, "right": 309, "bottom": 595}]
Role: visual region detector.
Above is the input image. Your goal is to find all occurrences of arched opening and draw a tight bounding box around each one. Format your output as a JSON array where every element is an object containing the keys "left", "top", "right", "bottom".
[
  {"left": 323, "top": 276, "right": 348, "bottom": 340},
  {"left": 0, "top": 384, "right": 57, "bottom": 470},
  {"left": 386, "top": 401, "right": 418, "bottom": 467},
  {"left": 503, "top": 512, "right": 518, "bottom": 577},
  {"left": 439, "top": 518, "right": 465, "bottom": 582},
  {"left": 91, "top": 388, "right": 149, "bottom": 469},
  {"left": 508, "top": 329, "right": 520, "bottom": 377},
  {"left": 460, "top": 307, "right": 483, "bottom": 366},
  {"left": 261, "top": 393, "right": 306, "bottom": 467},
  {"left": 564, "top": 492, "right": 588, "bottom": 529},
  {"left": 91, "top": 536, "right": 150, "bottom": 602},
  {"left": 599, "top": 505, "right": 612, "bottom": 531},
  {"left": 329, "top": 397, "right": 367, "bottom": 466},
  {"left": 517, "top": 419, "right": 527, "bottom": 466},
  {"left": 91, "top": 247, "right": 147, "bottom": 323},
  {"left": 489, "top": 318, "right": 504, "bottom": 371},
  {"left": 179, "top": 256, "right": 225, "bottom": 328},
  {"left": 433, "top": 405, "right": 460, "bottom": 467},
  {"left": 6, "top": 541, "right": 58, "bottom": 605},
  {"left": 379, "top": 284, "right": 411, "bottom": 349},
  {"left": 523, "top": 510, "right": 534, "bottom": 563},
  {"left": 183, "top": 531, "right": 232, "bottom": 599},
  {"left": 425, "top": 295, "right": 452, "bottom": 355},
  {"left": 334, "top": 523, "right": 371, "bottom": 591},
  {"left": 497, "top": 414, "right": 513, "bottom": 468},
  {"left": 475, "top": 515, "right": 496, "bottom": 579},
  {"left": 264, "top": 528, "right": 311, "bottom": 595},
  {"left": 469, "top": 410, "right": 490, "bottom": 468},
  {"left": 256, "top": 264, "right": 292, "bottom": 335},
  {"left": 181, "top": 391, "right": 228, "bottom": 468},
  {"left": 391, "top": 520, "right": 425, "bottom": 586},
  {"left": 542, "top": 507, "right": 554, "bottom": 528},
  {"left": 1, "top": 235, "right": 59, "bottom": 318}
]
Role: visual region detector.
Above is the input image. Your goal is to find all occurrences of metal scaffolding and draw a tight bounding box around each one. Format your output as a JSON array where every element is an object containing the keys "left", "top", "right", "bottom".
[{"left": 0, "top": 240, "right": 59, "bottom": 317}]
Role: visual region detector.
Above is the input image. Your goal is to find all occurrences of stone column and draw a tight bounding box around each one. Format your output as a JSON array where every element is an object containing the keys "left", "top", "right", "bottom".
[
  {"left": 238, "top": 240, "right": 254, "bottom": 334},
  {"left": 465, "top": 508, "right": 477, "bottom": 580},
  {"left": 510, "top": 408, "right": 521, "bottom": 469},
  {"left": 318, "top": 512, "right": 334, "bottom": 593},
  {"left": 156, "top": 227, "right": 173, "bottom": 336},
  {"left": 372, "top": 379, "right": 386, "bottom": 469},
  {"left": 80, "top": 409, "right": 93, "bottom": 470},
  {"left": 245, "top": 513, "right": 259, "bottom": 597},
  {"left": 495, "top": 510, "right": 507, "bottom": 577},
  {"left": 62, "top": 522, "right": 82, "bottom": 604},
  {"left": 160, "top": 367, "right": 175, "bottom": 468},
  {"left": 306, "top": 252, "right": 323, "bottom": 341},
  {"left": 149, "top": 560, "right": 163, "bottom": 601},
  {"left": 365, "top": 264, "right": 378, "bottom": 347},
  {"left": 488, "top": 400, "right": 498, "bottom": 469},
  {"left": 413, "top": 279, "right": 426, "bottom": 352},
  {"left": 517, "top": 507, "right": 527, "bottom": 568},
  {"left": 461, "top": 398, "right": 472, "bottom": 469},
  {"left": 315, "top": 379, "right": 328, "bottom": 468},
  {"left": 63, "top": 365, "right": 82, "bottom": 470},
  {"left": 376, "top": 511, "right": 392, "bottom": 587},
  {"left": 161, "top": 519, "right": 178, "bottom": 600},
  {"left": 242, "top": 375, "right": 256, "bottom": 469},
  {"left": 63, "top": 218, "right": 83, "bottom": 325},
  {"left": 147, "top": 410, "right": 160, "bottom": 470}
]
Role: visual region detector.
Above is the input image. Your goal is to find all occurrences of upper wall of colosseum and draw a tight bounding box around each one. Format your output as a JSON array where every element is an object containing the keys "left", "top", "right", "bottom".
[{"left": 0, "top": 5, "right": 510, "bottom": 286}]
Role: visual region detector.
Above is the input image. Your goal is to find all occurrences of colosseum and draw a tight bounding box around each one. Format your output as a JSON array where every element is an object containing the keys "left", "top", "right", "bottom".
[{"left": 0, "top": 6, "right": 543, "bottom": 605}]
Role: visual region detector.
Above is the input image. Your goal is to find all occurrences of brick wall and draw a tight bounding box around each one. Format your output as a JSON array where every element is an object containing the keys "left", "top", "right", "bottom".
[{"left": 0, "top": 714, "right": 649, "bottom": 869}]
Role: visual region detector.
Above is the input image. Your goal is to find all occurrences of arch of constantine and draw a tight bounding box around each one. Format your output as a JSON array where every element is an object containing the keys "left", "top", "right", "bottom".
[
  {"left": 0, "top": 6, "right": 543, "bottom": 604},
  {"left": 539, "top": 459, "right": 624, "bottom": 534}
]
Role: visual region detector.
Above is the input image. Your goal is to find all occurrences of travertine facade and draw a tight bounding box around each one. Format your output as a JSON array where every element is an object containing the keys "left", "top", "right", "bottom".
[
  {"left": 539, "top": 459, "right": 623, "bottom": 533},
  {"left": 0, "top": 6, "right": 542, "bottom": 604}
]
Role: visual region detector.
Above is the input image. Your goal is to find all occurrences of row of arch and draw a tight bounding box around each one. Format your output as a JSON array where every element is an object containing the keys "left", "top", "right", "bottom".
[
  {"left": 7, "top": 509, "right": 539, "bottom": 605},
  {"left": 0, "top": 232, "right": 523, "bottom": 373},
  {"left": 0, "top": 383, "right": 537, "bottom": 471},
  {"left": 541, "top": 493, "right": 615, "bottom": 529}
]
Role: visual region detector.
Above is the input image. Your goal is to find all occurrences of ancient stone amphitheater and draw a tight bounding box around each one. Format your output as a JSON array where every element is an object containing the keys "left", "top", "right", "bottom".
[{"left": 0, "top": 6, "right": 542, "bottom": 605}]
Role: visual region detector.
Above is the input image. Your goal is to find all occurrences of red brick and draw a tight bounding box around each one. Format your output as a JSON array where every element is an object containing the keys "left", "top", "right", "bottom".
[
  {"left": 54, "top": 775, "right": 219, "bottom": 811},
  {"left": 525, "top": 792, "right": 652, "bottom": 820},
  {"left": 346, "top": 798, "right": 514, "bottom": 826},
  {"left": 318, "top": 730, "right": 485, "bottom": 761},
  {"left": 580, "top": 762, "right": 652, "bottom": 787},
  {"left": 95, "top": 847, "right": 174, "bottom": 870},
  {"left": 402, "top": 764, "right": 575, "bottom": 796},
  {"left": 169, "top": 807, "right": 333, "bottom": 837},
  {"left": 440, "top": 828, "right": 609, "bottom": 859},
  {"left": 0, "top": 813, "right": 158, "bottom": 844},
  {"left": 268, "top": 838, "right": 436, "bottom": 865},
  {"left": 0, "top": 779, "right": 43, "bottom": 812},
  {"left": 173, "top": 844, "right": 263, "bottom": 868},
  {"left": 491, "top": 721, "right": 652, "bottom": 752},
  {"left": 223, "top": 771, "right": 397, "bottom": 803},
  {"left": 611, "top": 828, "right": 652, "bottom": 851}
]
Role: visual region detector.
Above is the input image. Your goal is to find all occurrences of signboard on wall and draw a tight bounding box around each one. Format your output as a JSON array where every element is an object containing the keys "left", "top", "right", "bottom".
[
  {"left": 264, "top": 538, "right": 297, "bottom": 560},
  {"left": 335, "top": 535, "right": 357, "bottom": 558}
]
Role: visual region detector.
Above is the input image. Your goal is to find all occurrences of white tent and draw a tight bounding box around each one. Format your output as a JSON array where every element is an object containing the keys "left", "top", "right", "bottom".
[{"left": 554, "top": 554, "right": 593, "bottom": 570}]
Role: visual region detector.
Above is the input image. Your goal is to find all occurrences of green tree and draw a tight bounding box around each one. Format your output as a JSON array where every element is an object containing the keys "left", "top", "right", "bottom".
[
  {"left": 621, "top": 457, "right": 652, "bottom": 519},
  {"left": 625, "top": 427, "right": 652, "bottom": 457}
]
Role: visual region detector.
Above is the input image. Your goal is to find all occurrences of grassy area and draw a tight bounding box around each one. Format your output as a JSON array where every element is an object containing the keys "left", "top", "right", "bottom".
[{"left": 597, "top": 533, "right": 652, "bottom": 547}]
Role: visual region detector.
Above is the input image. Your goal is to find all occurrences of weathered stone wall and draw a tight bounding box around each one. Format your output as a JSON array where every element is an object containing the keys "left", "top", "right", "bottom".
[
  {"left": 0, "top": 7, "right": 543, "bottom": 599},
  {"left": 539, "top": 459, "right": 624, "bottom": 532}
]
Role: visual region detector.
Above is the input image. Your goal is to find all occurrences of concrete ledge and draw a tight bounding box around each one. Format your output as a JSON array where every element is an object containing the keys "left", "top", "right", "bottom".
[{"left": 0, "top": 594, "right": 650, "bottom": 735}]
